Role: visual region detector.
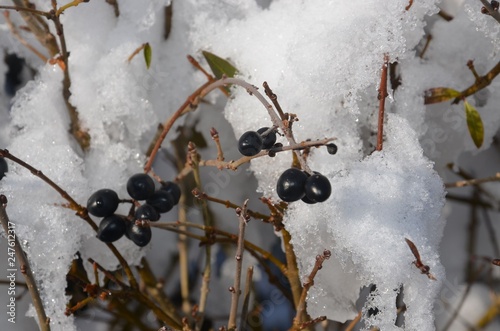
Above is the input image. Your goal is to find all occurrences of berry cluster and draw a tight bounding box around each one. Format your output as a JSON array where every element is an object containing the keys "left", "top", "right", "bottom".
[
  {"left": 238, "top": 127, "right": 277, "bottom": 156},
  {"left": 0, "top": 157, "right": 8, "bottom": 180},
  {"left": 276, "top": 168, "right": 331, "bottom": 204},
  {"left": 87, "top": 173, "right": 181, "bottom": 247}
]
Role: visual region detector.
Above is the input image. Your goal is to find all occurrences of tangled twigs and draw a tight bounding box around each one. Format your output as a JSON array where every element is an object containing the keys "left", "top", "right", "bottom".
[
  {"left": 0, "top": 195, "right": 51, "bottom": 331},
  {"left": 228, "top": 200, "right": 250, "bottom": 330},
  {"left": 292, "top": 250, "right": 332, "bottom": 330},
  {"left": 376, "top": 54, "right": 389, "bottom": 152}
]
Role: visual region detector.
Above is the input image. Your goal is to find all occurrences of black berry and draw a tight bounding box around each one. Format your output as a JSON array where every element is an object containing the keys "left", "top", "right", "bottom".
[
  {"left": 304, "top": 173, "right": 331, "bottom": 203},
  {"left": 257, "top": 127, "right": 277, "bottom": 149},
  {"left": 238, "top": 131, "right": 263, "bottom": 156},
  {"left": 326, "top": 143, "right": 338, "bottom": 155},
  {"left": 127, "top": 173, "right": 155, "bottom": 201},
  {"left": 146, "top": 190, "right": 174, "bottom": 213},
  {"left": 87, "top": 189, "right": 120, "bottom": 217},
  {"left": 0, "top": 157, "right": 7, "bottom": 180},
  {"left": 135, "top": 204, "right": 160, "bottom": 222},
  {"left": 160, "top": 181, "right": 181, "bottom": 205},
  {"left": 276, "top": 168, "right": 308, "bottom": 202},
  {"left": 301, "top": 195, "right": 317, "bottom": 204},
  {"left": 126, "top": 221, "right": 152, "bottom": 247},
  {"left": 97, "top": 214, "right": 126, "bottom": 242}
]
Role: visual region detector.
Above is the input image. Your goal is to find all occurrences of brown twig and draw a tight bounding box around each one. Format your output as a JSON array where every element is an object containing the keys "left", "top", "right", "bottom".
[
  {"left": 0, "top": 195, "right": 51, "bottom": 331},
  {"left": 445, "top": 172, "right": 500, "bottom": 188},
  {"left": 228, "top": 200, "right": 250, "bottom": 330},
  {"left": 292, "top": 250, "right": 332, "bottom": 329},
  {"left": 240, "top": 266, "right": 254, "bottom": 331},
  {"left": 105, "top": 0, "right": 120, "bottom": 17},
  {"left": 419, "top": 34, "right": 432, "bottom": 59},
  {"left": 3, "top": 11, "right": 49, "bottom": 62},
  {"left": 210, "top": 127, "right": 225, "bottom": 162},
  {"left": 376, "top": 54, "right": 389, "bottom": 152},
  {"left": 345, "top": 311, "right": 362, "bottom": 331},
  {"left": 405, "top": 0, "right": 414, "bottom": 11},
  {"left": 127, "top": 43, "right": 147, "bottom": 63},
  {"left": 283, "top": 228, "right": 305, "bottom": 318},
  {"left": 452, "top": 60, "right": 500, "bottom": 104},
  {"left": 479, "top": 0, "right": 500, "bottom": 23}
]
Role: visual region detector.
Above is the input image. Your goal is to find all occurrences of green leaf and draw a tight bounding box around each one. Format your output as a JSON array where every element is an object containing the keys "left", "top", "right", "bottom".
[
  {"left": 143, "top": 43, "right": 152, "bottom": 69},
  {"left": 424, "top": 87, "right": 461, "bottom": 104},
  {"left": 202, "top": 51, "right": 237, "bottom": 79},
  {"left": 464, "top": 100, "right": 484, "bottom": 148}
]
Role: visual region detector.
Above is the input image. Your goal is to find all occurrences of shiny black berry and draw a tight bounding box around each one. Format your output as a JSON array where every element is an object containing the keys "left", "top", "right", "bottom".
[
  {"left": 304, "top": 173, "right": 331, "bottom": 203},
  {"left": 87, "top": 189, "right": 120, "bottom": 217},
  {"left": 326, "top": 143, "right": 338, "bottom": 155},
  {"left": 301, "top": 194, "right": 317, "bottom": 204},
  {"left": 0, "top": 157, "right": 7, "bottom": 180},
  {"left": 257, "top": 127, "right": 277, "bottom": 149},
  {"left": 126, "top": 221, "right": 152, "bottom": 247},
  {"left": 238, "top": 131, "right": 263, "bottom": 156},
  {"left": 276, "top": 168, "right": 308, "bottom": 202},
  {"left": 160, "top": 181, "right": 181, "bottom": 205},
  {"left": 127, "top": 173, "right": 155, "bottom": 201},
  {"left": 97, "top": 214, "right": 126, "bottom": 242},
  {"left": 146, "top": 190, "right": 174, "bottom": 213},
  {"left": 135, "top": 204, "right": 160, "bottom": 222}
]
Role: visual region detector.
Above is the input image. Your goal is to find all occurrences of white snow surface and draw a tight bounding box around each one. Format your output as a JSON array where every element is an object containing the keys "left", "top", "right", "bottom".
[{"left": 0, "top": 0, "right": 499, "bottom": 330}]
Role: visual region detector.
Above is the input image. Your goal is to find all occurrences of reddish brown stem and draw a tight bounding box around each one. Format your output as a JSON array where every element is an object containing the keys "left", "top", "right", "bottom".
[{"left": 376, "top": 55, "right": 389, "bottom": 152}]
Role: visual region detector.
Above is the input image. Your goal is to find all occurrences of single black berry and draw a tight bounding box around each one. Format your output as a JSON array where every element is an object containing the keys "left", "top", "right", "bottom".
[
  {"left": 127, "top": 173, "right": 155, "bottom": 201},
  {"left": 304, "top": 173, "right": 331, "bottom": 203},
  {"left": 238, "top": 131, "right": 263, "bottom": 156},
  {"left": 326, "top": 143, "right": 338, "bottom": 155},
  {"left": 160, "top": 181, "right": 181, "bottom": 205},
  {"left": 87, "top": 189, "right": 120, "bottom": 217},
  {"left": 0, "top": 157, "right": 7, "bottom": 180},
  {"left": 146, "top": 190, "right": 174, "bottom": 213},
  {"left": 135, "top": 203, "right": 160, "bottom": 222},
  {"left": 97, "top": 214, "right": 126, "bottom": 242},
  {"left": 126, "top": 221, "right": 152, "bottom": 247},
  {"left": 276, "top": 168, "right": 308, "bottom": 202},
  {"left": 257, "top": 127, "right": 277, "bottom": 149}
]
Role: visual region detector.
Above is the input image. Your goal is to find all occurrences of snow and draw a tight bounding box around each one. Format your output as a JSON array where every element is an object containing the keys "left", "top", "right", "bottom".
[{"left": 0, "top": 0, "right": 499, "bottom": 330}]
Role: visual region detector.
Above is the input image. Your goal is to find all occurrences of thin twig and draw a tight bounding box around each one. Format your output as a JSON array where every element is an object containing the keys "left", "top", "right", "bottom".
[
  {"left": 445, "top": 172, "right": 500, "bottom": 188},
  {"left": 345, "top": 311, "right": 362, "bottom": 331},
  {"left": 240, "top": 266, "right": 254, "bottom": 331},
  {"left": 55, "top": 0, "right": 88, "bottom": 17},
  {"left": 452, "top": 60, "right": 500, "bottom": 104},
  {"left": 282, "top": 228, "right": 304, "bottom": 314},
  {"left": 405, "top": 0, "right": 414, "bottom": 11},
  {"left": 189, "top": 142, "right": 214, "bottom": 331},
  {"left": 376, "top": 54, "right": 389, "bottom": 152},
  {"left": 292, "top": 250, "right": 332, "bottom": 329},
  {"left": 210, "top": 127, "right": 225, "bottom": 162},
  {"left": 228, "top": 200, "right": 249, "bottom": 330},
  {"left": 127, "top": 43, "right": 147, "bottom": 63},
  {"left": 0, "top": 195, "right": 51, "bottom": 331},
  {"left": 479, "top": 0, "right": 500, "bottom": 23},
  {"left": 3, "top": 11, "right": 49, "bottom": 62}
]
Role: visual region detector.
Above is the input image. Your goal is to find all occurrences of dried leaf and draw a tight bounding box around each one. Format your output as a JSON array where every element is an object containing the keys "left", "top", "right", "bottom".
[
  {"left": 144, "top": 43, "right": 152, "bottom": 69},
  {"left": 424, "top": 87, "right": 461, "bottom": 104},
  {"left": 202, "top": 51, "right": 237, "bottom": 79},
  {"left": 464, "top": 100, "right": 484, "bottom": 148}
]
